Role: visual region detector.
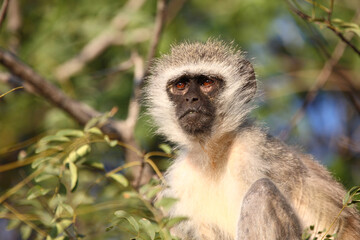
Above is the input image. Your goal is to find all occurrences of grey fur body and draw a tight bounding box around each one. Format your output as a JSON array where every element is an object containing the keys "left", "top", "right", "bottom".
[{"left": 145, "top": 40, "right": 360, "bottom": 239}]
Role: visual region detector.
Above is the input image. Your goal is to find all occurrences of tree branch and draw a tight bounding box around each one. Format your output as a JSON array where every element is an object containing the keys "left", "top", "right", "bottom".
[
  {"left": 6, "top": 0, "right": 21, "bottom": 52},
  {"left": 0, "top": 71, "right": 38, "bottom": 94},
  {"left": 280, "top": 33, "right": 355, "bottom": 140},
  {"left": 145, "top": 0, "right": 167, "bottom": 71},
  {"left": 0, "top": 0, "right": 9, "bottom": 29},
  {"left": 0, "top": 49, "right": 101, "bottom": 125},
  {"left": 55, "top": 0, "right": 146, "bottom": 82}
]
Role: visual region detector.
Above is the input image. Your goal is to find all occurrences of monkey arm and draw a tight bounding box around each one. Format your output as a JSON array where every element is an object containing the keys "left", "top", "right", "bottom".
[
  {"left": 250, "top": 133, "right": 360, "bottom": 240},
  {"left": 237, "top": 178, "right": 302, "bottom": 240}
]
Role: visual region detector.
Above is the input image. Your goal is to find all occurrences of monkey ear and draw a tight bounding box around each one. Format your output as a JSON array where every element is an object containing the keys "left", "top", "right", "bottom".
[{"left": 239, "top": 59, "right": 257, "bottom": 103}]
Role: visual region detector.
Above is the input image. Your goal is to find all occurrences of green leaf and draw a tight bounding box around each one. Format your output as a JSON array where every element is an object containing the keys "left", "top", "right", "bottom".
[
  {"left": 62, "top": 203, "right": 74, "bottom": 215},
  {"left": 35, "top": 173, "right": 57, "bottom": 183},
  {"left": 343, "top": 191, "right": 350, "bottom": 206},
  {"left": 104, "top": 135, "right": 118, "bottom": 147},
  {"left": 159, "top": 228, "right": 172, "bottom": 240},
  {"left": 6, "top": 219, "right": 21, "bottom": 230},
  {"left": 163, "top": 216, "right": 187, "bottom": 228},
  {"left": 109, "top": 173, "right": 129, "bottom": 187},
  {"left": 54, "top": 204, "right": 64, "bottom": 220},
  {"left": 84, "top": 160, "right": 104, "bottom": 170},
  {"left": 343, "top": 186, "right": 360, "bottom": 206},
  {"left": 27, "top": 185, "right": 51, "bottom": 200},
  {"left": 56, "top": 129, "right": 84, "bottom": 138},
  {"left": 332, "top": 18, "right": 360, "bottom": 37},
  {"left": 139, "top": 218, "right": 156, "bottom": 240},
  {"left": 146, "top": 186, "right": 162, "bottom": 199},
  {"left": 39, "top": 135, "right": 70, "bottom": 145},
  {"left": 32, "top": 156, "right": 53, "bottom": 168},
  {"left": 345, "top": 28, "right": 360, "bottom": 37},
  {"left": 35, "top": 145, "right": 63, "bottom": 154},
  {"left": 139, "top": 183, "right": 162, "bottom": 199},
  {"left": 59, "top": 182, "right": 67, "bottom": 196},
  {"left": 68, "top": 161, "right": 78, "bottom": 192},
  {"left": 76, "top": 144, "right": 91, "bottom": 157},
  {"left": 114, "top": 210, "right": 139, "bottom": 232},
  {"left": 139, "top": 182, "right": 151, "bottom": 195},
  {"left": 49, "top": 225, "right": 58, "bottom": 238},
  {"left": 86, "top": 127, "right": 103, "bottom": 135},
  {"left": 56, "top": 219, "right": 72, "bottom": 235},
  {"left": 64, "top": 151, "right": 78, "bottom": 163},
  {"left": 20, "top": 225, "right": 32, "bottom": 239},
  {"left": 159, "top": 144, "right": 172, "bottom": 154},
  {"left": 122, "top": 191, "right": 139, "bottom": 199},
  {"left": 84, "top": 118, "right": 98, "bottom": 131},
  {"left": 106, "top": 226, "right": 114, "bottom": 232},
  {"left": 154, "top": 197, "right": 178, "bottom": 211},
  {"left": 64, "top": 144, "right": 91, "bottom": 163}
]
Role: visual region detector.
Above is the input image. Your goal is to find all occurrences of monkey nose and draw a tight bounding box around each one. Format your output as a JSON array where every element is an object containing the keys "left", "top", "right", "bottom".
[{"left": 186, "top": 97, "right": 198, "bottom": 102}]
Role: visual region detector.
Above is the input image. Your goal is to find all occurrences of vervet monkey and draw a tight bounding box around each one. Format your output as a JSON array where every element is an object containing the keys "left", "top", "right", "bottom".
[{"left": 144, "top": 40, "right": 360, "bottom": 239}]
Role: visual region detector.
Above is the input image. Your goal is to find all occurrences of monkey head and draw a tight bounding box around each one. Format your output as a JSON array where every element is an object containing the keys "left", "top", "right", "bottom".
[{"left": 145, "top": 40, "right": 257, "bottom": 146}]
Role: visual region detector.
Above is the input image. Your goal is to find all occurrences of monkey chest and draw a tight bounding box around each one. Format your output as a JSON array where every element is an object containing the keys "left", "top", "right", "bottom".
[{"left": 167, "top": 162, "right": 246, "bottom": 238}]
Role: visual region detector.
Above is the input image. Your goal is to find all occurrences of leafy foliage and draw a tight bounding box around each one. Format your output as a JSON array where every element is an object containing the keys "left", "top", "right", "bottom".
[
  {"left": 0, "top": 124, "right": 180, "bottom": 239},
  {"left": 343, "top": 186, "right": 360, "bottom": 207},
  {"left": 301, "top": 186, "right": 360, "bottom": 240}
]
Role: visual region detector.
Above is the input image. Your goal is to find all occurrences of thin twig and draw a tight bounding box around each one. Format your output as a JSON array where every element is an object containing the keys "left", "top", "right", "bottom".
[
  {"left": 145, "top": 0, "right": 167, "bottom": 71},
  {"left": 326, "top": 24, "right": 360, "bottom": 56},
  {"left": 0, "top": 0, "right": 9, "bottom": 29},
  {"left": 134, "top": 0, "right": 168, "bottom": 188},
  {"left": 165, "top": 0, "right": 187, "bottom": 24},
  {"left": 0, "top": 86, "right": 23, "bottom": 98},
  {"left": 0, "top": 167, "right": 44, "bottom": 204},
  {"left": 280, "top": 31, "right": 355, "bottom": 140},
  {"left": 0, "top": 71, "right": 40, "bottom": 94},
  {"left": 288, "top": 1, "right": 360, "bottom": 56},
  {"left": 131, "top": 51, "right": 148, "bottom": 188},
  {"left": 91, "top": 58, "right": 133, "bottom": 79},
  {"left": 320, "top": 205, "right": 346, "bottom": 240},
  {"left": 2, "top": 202, "right": 48, "bottom": 237},
  {"left": 333, "top": 68, "right": 360, "bottom": 114},
  {"left": 6, "top": 0, "right": 22, "bottom": 52},
  {"left": 328, "top": 0, "right": 334, "bottom": 22}
]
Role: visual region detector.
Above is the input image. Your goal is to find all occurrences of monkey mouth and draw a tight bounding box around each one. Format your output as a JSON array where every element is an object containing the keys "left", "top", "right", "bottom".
[
  {"left": 179, "top": 109, "right": 208, "bottom": 120},
  {"left": 178, "top": 108, "right": 214, "bottom": 135}
]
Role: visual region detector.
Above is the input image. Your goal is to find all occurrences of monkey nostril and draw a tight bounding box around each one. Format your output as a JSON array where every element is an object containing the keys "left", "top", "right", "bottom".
[{"left": 186, "top": 97, "right": 198, "bottom": 102}]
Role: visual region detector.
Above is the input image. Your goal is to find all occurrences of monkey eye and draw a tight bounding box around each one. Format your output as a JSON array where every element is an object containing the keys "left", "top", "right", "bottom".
[
  {"left": 201, "top": 78, "right": 215, "bottom": 87},
  {"left": 175, "top": 82, "right": 186, "bottom": 90}
]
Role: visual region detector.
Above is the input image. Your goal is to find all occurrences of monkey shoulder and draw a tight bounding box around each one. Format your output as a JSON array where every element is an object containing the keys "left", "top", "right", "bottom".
[{"left": 231, "top": 127, "right": 307, "bottom": 177}]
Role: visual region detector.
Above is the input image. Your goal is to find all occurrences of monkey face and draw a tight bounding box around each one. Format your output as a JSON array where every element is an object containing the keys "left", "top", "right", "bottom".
[
  {"left": 145, "top": 40, "right": 257, "bottom": 145},
  {"left": 166, "top": 74, "right": 224, "bottom": 135}
]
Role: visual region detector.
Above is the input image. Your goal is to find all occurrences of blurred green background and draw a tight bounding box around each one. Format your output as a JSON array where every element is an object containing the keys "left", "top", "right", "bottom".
[{"left": 0, "top": 0, "right": 359, "bottom": 239}]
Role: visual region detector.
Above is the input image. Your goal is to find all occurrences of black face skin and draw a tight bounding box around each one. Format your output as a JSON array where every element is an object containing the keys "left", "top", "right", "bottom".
[{"left": 166, "top": 74, "right": 224, "bottom": 135}]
